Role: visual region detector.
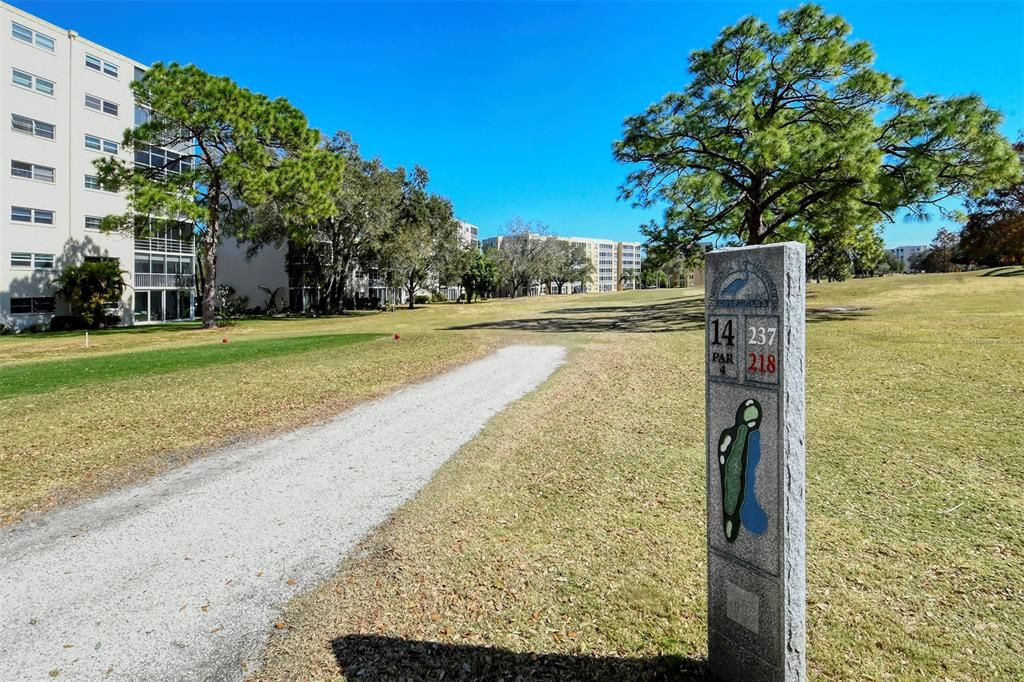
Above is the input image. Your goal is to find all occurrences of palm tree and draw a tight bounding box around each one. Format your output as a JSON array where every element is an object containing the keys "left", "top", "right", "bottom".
[{"left": 619, "top": 268, "right": 639, "bottom": 291}]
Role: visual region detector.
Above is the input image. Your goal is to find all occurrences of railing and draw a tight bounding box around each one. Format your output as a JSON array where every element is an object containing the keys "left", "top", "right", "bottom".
[
  {"left": 135, "top": 237, "right": 193, "bottom": 254},
  {"left": 135, "top": 273, "right": 194, "bottom": 288}
]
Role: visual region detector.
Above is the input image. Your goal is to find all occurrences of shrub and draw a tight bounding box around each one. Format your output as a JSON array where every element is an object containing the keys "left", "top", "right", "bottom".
[
  {"left": 413, "top": 294, "right": 430, "bottom": 305},
  {"left": 49, "top": 315, "right": 89, "bottom": 332},
  {"left": 430, "top": 291, "right": 448, "bottom": 303},
  {"left": 215, "top": 285, "right": 248, "bottom": 322},
  {"left": 51, "top": 259, "right": 127, "bottom": 328}
]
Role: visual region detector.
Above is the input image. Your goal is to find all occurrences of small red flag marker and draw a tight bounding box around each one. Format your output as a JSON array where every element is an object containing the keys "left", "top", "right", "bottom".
[
  {"left": 394, "top": 333, "right": 400, "bottom": 341},
  {"left": 222, "top": 337, "right": 229, "bottom": 343}
]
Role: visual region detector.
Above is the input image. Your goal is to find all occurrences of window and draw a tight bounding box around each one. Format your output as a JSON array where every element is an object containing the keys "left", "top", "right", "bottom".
[
  {"left": 11, "top": 113, "right": 55, "bottom": 139},
  {"left": 85, "top": 53, "right": 118, "bottom": 78},
  {"left": 12, "top": 68, "right": 54, "bottom": 95},
  {"left": 85, "top": 215, "right": 103, "bottom": 231},
  {"left": 35, "top": 76, "right": 54, "bottom": 96},
  {"left": 11, "top": 22, "right": 54, "bottom": 52},
  {"left": 11, "top": 206, "right": 54, "bottom": 225},
  {"left": 85, "top": 134, "right": 119, "bottom": 154},
  {"left": 34, "top": 254, "right": 54, "bottom": 269},
  {"left": 84, "top": 174, "right": 101, "bottom": 190},
  {"left": 10, "top": 252, "right": 32, "bottom": 267},
  {"left": 10, "top": 297, "right": 56, "bottom": 314},
  {"left": 135, "top": 144, "right": 191, "bottom": 174},
  {"left": 11, "top": 67, "right": 31, "bottom": 88},
  {"left": 11, "top": 160, "right": 55, "bottom": 182},
  {"left": 11, "top": 22, "right": 32, "bottom": 43},
  {"left": 84, "top": 93, "right": 118, "bottom": 117},
  {"left": 35, "top": 33, "right": 54, "bottom": 51}
]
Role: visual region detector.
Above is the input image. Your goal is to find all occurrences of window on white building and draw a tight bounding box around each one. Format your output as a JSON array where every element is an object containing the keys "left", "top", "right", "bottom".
[
  {"left": 11, "top": 160, "right": 55, "bottom": 182},
  {"left": 11, "top": 113, "right": 55, "bottom": 139},
  {"left": 11, "top": 22, "right": 55, "bottom": 52},
  {"left": 10, "top": 297, "right": 56, "bottom": 314},
  {"left": 85, "top": 53, "right": 118, "bottom": 78},
  {"left": 12, "top": 68, "right": 54, "bottom": 95},
  {"left": 11, "top": 206, "right": 54, "bottom": 225},
  {"left": 84, "top": 93, "right": 118, "bottom": 117},
  {"left": 85, "top": 215, "right": 103, "bottom": 231},
  {"left": 85, "top": 134, "right": 119, "bottom": 154},
  {"left": 10, "top": 252, "right": 54, "bottom": 268}
]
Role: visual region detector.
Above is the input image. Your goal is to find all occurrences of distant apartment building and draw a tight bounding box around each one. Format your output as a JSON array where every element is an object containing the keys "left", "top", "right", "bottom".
[
  {"left": 564, "top": 236, "right": 643, "bottom": 292},
  {"left": 0, "top": 2, "right": 196, "bottom": 330},
  {"left": 459, "top": 220, "right": 479, "bottom": 248},
  {"left": 482, "top": 233, "right": 643, "bottom": 294},
  {"left": 887, "top": 244, "right": 929, "bottom": 269}
]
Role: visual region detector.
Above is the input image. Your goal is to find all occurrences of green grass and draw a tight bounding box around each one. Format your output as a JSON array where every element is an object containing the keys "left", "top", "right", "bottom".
[
  {"left": 0, "top": 332, "right": 383, "bottom": 398},
  {"left": 2, "top": 271, "right": 1022, "bottom": 679}
]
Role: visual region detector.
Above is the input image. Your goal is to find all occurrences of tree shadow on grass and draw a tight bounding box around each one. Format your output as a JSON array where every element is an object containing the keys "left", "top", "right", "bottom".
[
  {"left": 446, "top": 297, "right": 870, "bottom": 334},
  {"left": 980, "top": 266, "right": 1024, "bottom": 277},
  {"left": 806, "top": 307, "right": 873, "bottom": 324},
  {"left": 331, "top": 635, "right": 708, "bottom": 681},
  {"left": 446, "top": 299, "right": 707, "bottom": 334}
]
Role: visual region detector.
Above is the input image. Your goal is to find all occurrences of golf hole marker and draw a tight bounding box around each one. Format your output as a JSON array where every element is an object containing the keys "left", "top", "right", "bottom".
[{"left": 705, "top": 243, "right": 806, "bottom": 681}]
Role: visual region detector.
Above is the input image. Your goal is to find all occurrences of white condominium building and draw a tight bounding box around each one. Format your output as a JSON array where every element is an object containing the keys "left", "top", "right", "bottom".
[
  {"left": 458, "top": 220, "right": 479, "bottom": 249},
  {"left": 1, "top": 2, "right": 195, "bottom": 330},
  {"left": 886, "top": 244, "right": 929, "bottom": 269},
  {"left": 481, "top": 233, "right": 644, "bottom": 294}
]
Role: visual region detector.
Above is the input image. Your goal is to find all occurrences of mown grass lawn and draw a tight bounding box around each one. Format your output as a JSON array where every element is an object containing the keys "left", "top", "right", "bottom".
[
  {"left": 1, "top": 270, "right": 1021, "bottom": 679},
  {"left": 246, "top": 270, "right": 1022, "bottom": 681}
]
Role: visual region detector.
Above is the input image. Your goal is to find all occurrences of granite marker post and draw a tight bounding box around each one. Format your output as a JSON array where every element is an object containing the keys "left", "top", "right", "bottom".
[{"left": 705, "top": 243, "right": 806, "bottom": 681}]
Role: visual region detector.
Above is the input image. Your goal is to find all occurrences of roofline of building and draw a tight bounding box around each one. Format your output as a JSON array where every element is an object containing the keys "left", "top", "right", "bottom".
[{"left": 2, "top": 1, "right": 149, "bottom": 70}]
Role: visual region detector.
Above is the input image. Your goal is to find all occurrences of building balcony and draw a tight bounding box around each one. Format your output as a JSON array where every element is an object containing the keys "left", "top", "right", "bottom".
[
  {"left": 135, "top": 237, "right": 194, "bottom": 254},
  {"left": 135, "top": 273, "right": 194, "bottom": 289}
]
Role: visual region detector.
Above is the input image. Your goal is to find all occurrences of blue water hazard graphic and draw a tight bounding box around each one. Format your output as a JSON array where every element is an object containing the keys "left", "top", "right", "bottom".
[{"left": 740, "top": 430, "right": 768, "bottom": 535}]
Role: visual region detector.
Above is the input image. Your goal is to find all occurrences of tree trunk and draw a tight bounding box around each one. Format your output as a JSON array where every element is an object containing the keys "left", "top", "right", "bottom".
[
  {"left": 200, "top": 230, "right": 217, "bottom": 329},
  {"left": 746, "top": 206, "right": 766, "bottom": 245},
  {"left": 406, "top": 276, "right": 415, "bottom": 309},
  {"left": 338, "top": 252, "right": 353, "bottom": 314}
]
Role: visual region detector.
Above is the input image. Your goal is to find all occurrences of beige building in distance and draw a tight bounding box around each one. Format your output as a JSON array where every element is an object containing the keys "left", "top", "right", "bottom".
[{"left": 564, "top": 236, "right": 642, "bottom": 292}]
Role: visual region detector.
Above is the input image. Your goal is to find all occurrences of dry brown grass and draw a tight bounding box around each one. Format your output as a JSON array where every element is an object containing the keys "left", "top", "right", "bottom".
[{"left": 251, "top": 272, "right": 1023, "bottom": 681}]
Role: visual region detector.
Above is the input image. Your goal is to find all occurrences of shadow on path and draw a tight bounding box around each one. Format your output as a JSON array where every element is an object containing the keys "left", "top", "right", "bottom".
[
  {"left": 332, "top": 635, "right": 708, "bottom": 681},
  {"left": 446, "top": 298, "right": 706, "bottom": 334}
]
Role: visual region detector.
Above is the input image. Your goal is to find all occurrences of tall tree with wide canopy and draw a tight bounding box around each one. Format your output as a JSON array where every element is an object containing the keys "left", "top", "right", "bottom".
[
  {"left": 251, "top": 131, "right": 402, "bottom": 312},
  {"left": 94, "top": 62, "right": 342, "bottom": 328},
  {"left": 614, "top": 5, "right": 1020, "bottom": 254},
  {"left": 492, "top": 218, "right": 553, "bottom": 297},
  {"left": 960, "top": 141, "right": 1024, "bottom": 266},
  {"left": 381, "top": 166, "right": 460, "bottom": 308},
  {"left": 548, "top": 241, "right": 594, "bottom": 294}
]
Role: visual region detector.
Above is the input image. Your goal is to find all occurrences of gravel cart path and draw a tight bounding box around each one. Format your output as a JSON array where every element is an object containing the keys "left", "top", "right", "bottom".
[{"left": 0, "top": 344, "right": 566, "bottom": 681}]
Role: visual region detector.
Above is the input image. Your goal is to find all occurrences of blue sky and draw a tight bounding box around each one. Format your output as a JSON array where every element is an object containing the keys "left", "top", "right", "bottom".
[{"left": 20, "top": 1, "right": 1024, "bottom": 246}]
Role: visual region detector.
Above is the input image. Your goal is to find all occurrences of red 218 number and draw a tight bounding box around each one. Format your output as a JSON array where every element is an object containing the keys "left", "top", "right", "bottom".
[{"left": 748, "top": 353, "right": 776, "bottom": 374}]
